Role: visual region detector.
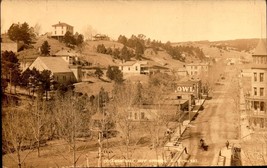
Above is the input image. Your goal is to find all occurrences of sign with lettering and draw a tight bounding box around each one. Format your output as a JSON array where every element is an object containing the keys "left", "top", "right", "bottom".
[{"left": 176, "top": 86, "right": 195, "bottom": 93}]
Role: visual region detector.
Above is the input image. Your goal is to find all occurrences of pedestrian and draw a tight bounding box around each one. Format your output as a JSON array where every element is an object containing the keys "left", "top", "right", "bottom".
[{"left": 226, "top": 140, "right": 229, "bottom": 149}]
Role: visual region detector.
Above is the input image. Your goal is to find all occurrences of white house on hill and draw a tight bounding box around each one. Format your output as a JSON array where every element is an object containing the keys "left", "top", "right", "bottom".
[
  {"left": 29, "top": 57, "right": 81, "bottom": 83},
  {"left": 119, "top": 61, "right": 149, "bottom": 74},
  {"left": 51, "top": 22, "right": 74, "bottom": 41}
]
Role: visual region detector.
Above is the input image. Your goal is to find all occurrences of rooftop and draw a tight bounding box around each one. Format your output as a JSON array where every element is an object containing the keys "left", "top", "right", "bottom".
[
  {"left": 52, "top": 22, "right": 73, "bottom": 28},
  {"left": 35, "top": 57, "right": 72, "bottom": 73},
  {"left": 53, "top": 49, "right": 79, "bottom": 56},
  {"left": 186, "top": 62, "right": 209, "bottom": 66},
  {"left": 253, "top": 39, "right": 267, "bottom": 56}
]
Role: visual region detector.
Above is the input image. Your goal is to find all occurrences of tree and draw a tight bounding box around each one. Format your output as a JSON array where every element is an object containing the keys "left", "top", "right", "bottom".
[
  {"left": 2, "top": 104, "right": 34, "bottom": 168},
  {"left": 111, "top": 83, "right": 139, "bottom": 167},
  {"left": 64, "top": 31, "right": 76, "bottom": 46},
  {"left": 106, "top": 66, "right": 123, "bottom": 83},
  {"left": 33, "top": 23, "right": 41, "bottom": 36},
  {"left": 96, "top": 44, "right": 106, "bottom": 54},
  {"left": 39, "top": 70, "right": 52, "bottom": 100},
  {"left": 1, "top": 51, "right": 21, "bottom": 93},
  {"left": 112, "top": 66, "right": 124, "bottom": 84},
  {"left": 40, "top": 40, "right": 50, "bottom": 56},
  {"left": 76, "top": 34, "right": 84, "bottom": 46},
  {"left": 53, "top": 92, "right": 91, "bottom": 167},
  {"left": 7, "top": 22, "right": 32, "bottom": 45},
  {"left": 112, "top": 48, "right": 120, "bottom": 59},
  {"left": 94, "top": 67, "right": 104, "bottom": 79},
  {"left": 120, "top": 46, "right": 131, "bottom": 61},
  {"left": 135, "top": 41, "right": 144, "bottom": 60},
  {"left": 118, "top": 35, "right": 127, "bottom": 45},
  {"left": 106, "top": 66, "right": 114, "bottom": 81},
  {"left": 29, "top": 98, "right": 49, "bottom": 157}
]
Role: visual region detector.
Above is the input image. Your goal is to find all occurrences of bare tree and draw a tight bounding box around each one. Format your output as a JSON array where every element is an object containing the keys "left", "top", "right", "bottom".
[
  {"left": 52, "top": 91, "right": 92, "bottom": 167},
  {"left": 83, "top": 25, "right": 97, "bottom": 41},
  {"left": 111, "top": 82, "right": 140, "bottom": 167},
  {"left": 28, "top": 98, "right": 49, "bottom": 157},
  {"left": 2, "top": 103, "right": 34, "bottom": 168},
  {"left": 33, "top": 23, "right": 41, "bottom": 36}
]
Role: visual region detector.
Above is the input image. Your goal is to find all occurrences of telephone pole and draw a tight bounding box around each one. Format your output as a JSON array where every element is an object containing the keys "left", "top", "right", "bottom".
[{"left": 9, "top": 68, "right": 12, "bottom": 94}]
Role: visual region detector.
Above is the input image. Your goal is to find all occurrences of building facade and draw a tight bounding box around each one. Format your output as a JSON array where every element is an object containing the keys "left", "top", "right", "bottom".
[
  {"left": 51, "top": 22, "right": 74, "bottom": 41},
  {"left": 245, "top": 39, "right": 267, "bottom": 130},
  {"left": 28, "top": 57, "right": 81, "bottom": 83},
  {"left": 185, "top": 62, "right": 209, "bottom": 76},
  {"left": 119, "top": 61, "right": 149, "bottom": 75}
]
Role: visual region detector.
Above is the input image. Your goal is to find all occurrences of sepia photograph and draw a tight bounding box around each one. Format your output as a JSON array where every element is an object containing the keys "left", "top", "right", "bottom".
[{"left": 1, "top": 0, "right": 267, "bottom": 167}]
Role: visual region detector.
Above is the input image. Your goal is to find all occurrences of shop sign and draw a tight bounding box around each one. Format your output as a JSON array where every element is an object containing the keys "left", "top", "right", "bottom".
[{"left": 176, "top": 86, "right": 195, "bottom": 93}]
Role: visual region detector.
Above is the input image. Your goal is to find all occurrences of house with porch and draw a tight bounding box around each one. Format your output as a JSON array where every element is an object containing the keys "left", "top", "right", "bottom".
[
  {"left": 51, "top": 22, "right": 74, "bottom": 41},
  {"left": 119, "top": 61, "right": 150, "bottom": 75}
]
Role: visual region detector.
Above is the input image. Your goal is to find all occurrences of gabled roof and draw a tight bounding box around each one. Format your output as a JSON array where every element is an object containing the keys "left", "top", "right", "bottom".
[
  {"left": 54, "top": 49, "right": 79, "bottom": 56},
  {"left": 52, "top": 22, "right": 73, "bottom": 27},
  {"left": 120, "top": 61, "right": 148, "bottom": 66},
  {"left": 253, "top": 39, "right": 267, "bottom": 56},
  {"left": 30, "top": 57, "right": 72, "bottom": 73}
]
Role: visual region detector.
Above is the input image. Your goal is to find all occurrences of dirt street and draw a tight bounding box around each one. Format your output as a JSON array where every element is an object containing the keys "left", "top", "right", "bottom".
[{"left": 180, "top": 65, "right": 240, "bottom": 166}]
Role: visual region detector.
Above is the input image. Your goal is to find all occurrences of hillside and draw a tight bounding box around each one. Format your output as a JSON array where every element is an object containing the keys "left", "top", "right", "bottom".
[{"left": 33, "top": 34, "right": 69, "bottom": 54}]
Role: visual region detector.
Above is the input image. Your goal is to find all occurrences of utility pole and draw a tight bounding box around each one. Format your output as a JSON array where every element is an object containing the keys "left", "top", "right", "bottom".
[{"left": 9, "top": 68, "right": 12, "bottom": 94}]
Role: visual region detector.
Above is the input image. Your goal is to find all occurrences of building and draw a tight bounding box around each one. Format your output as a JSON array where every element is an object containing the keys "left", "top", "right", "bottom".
[
  {"left": 51, "top": 22, "right": 74, "bottom": 41},
  {"left": 28, "top": 57, "right": 81, "bottom": 83},
  {"left": 53, "top": 49, "right": 80, "bottom": 65},
  {"left": 1, "top": 34, "right": 24, "bottom": 53},
  {"left": 177, "top": 67, "right": 188, "bottom": 77},
  {"left": 185, "top": 62, "right": 209, "bottom": 76},
  {"left": 92, "top": 34, "right": 110, "bottom": 41},
  {"left": 245, "top": 39, "right": 267, "bottom": 130},
  {"left": 119, "top": 61, "right": 149, "bottom": 75}
]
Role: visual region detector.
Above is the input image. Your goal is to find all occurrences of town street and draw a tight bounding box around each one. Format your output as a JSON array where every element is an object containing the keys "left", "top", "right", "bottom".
[{"left": 180, "top": 64, "right": 240, "bottom": 166}]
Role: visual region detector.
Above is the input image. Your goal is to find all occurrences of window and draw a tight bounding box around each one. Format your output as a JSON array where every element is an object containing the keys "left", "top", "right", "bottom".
[
  {"left": 55, "top": 31, "right": 56, "bottom": 35},
  {"left": 130, "top": 112, "right": 132, "bottom": 119},
  {"left": 134, "top": 113, "right": 137, "bottom": 119},
  {"left": 121, "top": 66, "right": 123, "bottom": 70},
  {"left": 63, "top": 76, "right": 66, "bottom": 81},
  {"left": 62, "top": 31, "right": 63, "bottom": 34},
  {"left": 62, "top": 26, "right": 63, "bottom": 29},
  {"left": 254, "top": 72, "right": 257, "bottom": 82},
  {"left": 136, "top": 66, "right": 138, "bottom": 71},
  {"left": 195, "top": 66, "right": 197, "bottom": 69},
  {"left": 191, "top": 71, "right": 193, "bottom": 75},
  {"left": 141, "top": 112, "right": 145, "bottom": 119},
  {"left": 260, "top": 88, "right": 264, "bottom": 96},
  {"left": 254, "top": 87, "right": 257, "bottom": 96},
  {"left": 128, "top": 67, "right": 130, "bottom": 71},
  {"left": 260, "top": 73, "right": 264, "bottom": 82}
]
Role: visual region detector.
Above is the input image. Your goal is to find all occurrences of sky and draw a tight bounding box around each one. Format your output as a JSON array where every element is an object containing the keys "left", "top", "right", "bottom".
[{"left": 1, "top": 0, "right": 266, "bottom": 42}]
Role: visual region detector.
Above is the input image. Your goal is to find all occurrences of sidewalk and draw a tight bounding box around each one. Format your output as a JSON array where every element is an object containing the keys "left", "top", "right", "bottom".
[{"left": 163, "top": 99, "right": 206, "bottom": 164}]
